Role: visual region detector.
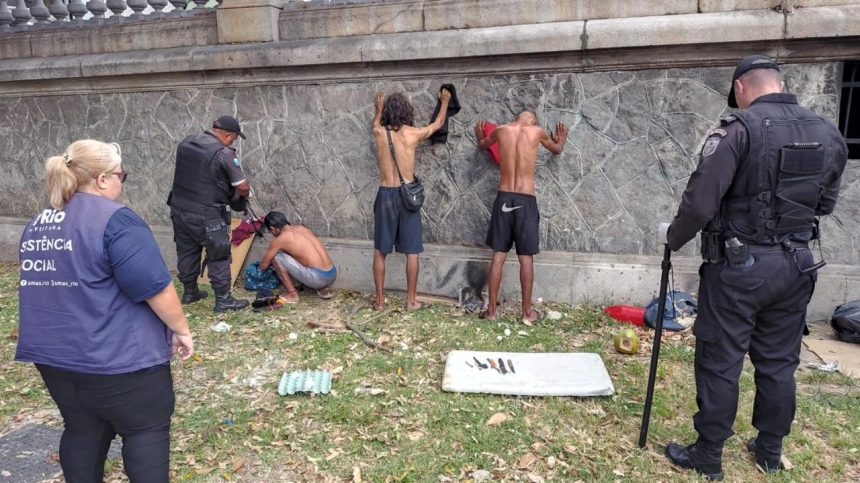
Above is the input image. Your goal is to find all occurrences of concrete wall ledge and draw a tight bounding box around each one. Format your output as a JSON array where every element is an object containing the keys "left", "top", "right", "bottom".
[
  {"left": 0, "top": 11, "right": 217, "bottom": 61},
  {"left": 1, "top": 217, "right": 855, "bottom": 321},
  {"left": 1, "top": 5, "right": 860, "bottom": 88}
]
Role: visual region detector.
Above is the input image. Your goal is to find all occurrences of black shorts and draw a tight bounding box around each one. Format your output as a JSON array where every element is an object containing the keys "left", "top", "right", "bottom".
[
  {"left": 374, "top": 187, "right": 423, "bottom": 255},
  {"left": 486, "top": 191, "right": 540, "bottom": 256}
]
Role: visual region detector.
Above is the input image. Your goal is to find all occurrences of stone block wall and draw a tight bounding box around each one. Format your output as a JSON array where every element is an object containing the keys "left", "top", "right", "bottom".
[{"left": 1, "top": 62, "right": 854, "bottom": 263}]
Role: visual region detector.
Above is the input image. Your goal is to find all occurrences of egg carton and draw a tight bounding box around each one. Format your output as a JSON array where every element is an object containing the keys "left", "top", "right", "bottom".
[{"left": 278, "top": 370, "right": 332, "bottom": 396}]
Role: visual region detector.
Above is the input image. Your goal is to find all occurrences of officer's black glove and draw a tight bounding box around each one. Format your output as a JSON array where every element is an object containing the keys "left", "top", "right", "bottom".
[{"left": 229, "top": 192, "right": 248, "bottom": 212}]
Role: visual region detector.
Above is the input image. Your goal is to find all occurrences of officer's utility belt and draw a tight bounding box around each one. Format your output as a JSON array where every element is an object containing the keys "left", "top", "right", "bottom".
[
  {"left": 168, "top": 193, "right": 229, "bottom": 218},
  {"left": 701, "top": 231, "right": 807, "bottom": 263}
]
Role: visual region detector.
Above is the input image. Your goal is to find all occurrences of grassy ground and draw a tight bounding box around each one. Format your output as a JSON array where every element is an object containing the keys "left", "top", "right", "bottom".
[{"left": 1, "top": 261, "right": 858, "bottom": 482}]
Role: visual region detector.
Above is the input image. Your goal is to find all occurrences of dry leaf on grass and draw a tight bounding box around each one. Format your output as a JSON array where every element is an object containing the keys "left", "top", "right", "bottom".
[
  {"left": 231, "top": 457, "right": 245, "bottom": 472},
  {"left": 517, "top": 452, "right": 537, "bottom": 469},
  {"left": 485, "top": 412, "right": 509, "bottom": 426},
  {"left": 527, "top": 473, "right": 545, "bottom": 483},
  {"left": 352, "top": 466, "right": 362, "bottom": 483},
  {"left": 407, "top": 431, "right": 425, "bottom": 441}
]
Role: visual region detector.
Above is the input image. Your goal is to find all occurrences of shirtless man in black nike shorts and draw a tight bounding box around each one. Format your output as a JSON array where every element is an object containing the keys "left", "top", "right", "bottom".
[{"left": 475, "top": 112, "right": 567, "bottom": 323}]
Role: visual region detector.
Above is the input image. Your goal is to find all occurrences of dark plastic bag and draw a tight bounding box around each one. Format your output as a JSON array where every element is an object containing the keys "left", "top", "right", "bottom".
[
  {"left": 244, "top": 261, "right": 281, "bottom": 291},
  {"left": 644, "top": 290, "right": 697, "bottom": 332},
  {"left": 831, "top": 301, "right": 860, "bottom": 344}
]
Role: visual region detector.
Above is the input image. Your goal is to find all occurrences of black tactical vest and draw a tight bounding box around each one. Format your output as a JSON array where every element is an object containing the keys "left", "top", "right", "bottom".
[
  {"left": 170, "top": 132, "right": 232, "bottom": 213},
  {"left": 717, "top": 95, "right": 833, "bottom": 244}
]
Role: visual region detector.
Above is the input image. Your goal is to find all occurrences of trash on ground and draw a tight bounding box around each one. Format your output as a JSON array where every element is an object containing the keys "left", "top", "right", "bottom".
[
  {"left": 278, "top": 370, "right": 332, "bottom": 395},
  {"left": 644, "top": 290, "right": 697, "bottom": 331},
  {"left": 806, "top": 361, "right": 839, "bottom": 373},
  {"left": 211, "top": 321, "right": 232, "bottom": 332},
  {"left": 354, "top": 387, "right": 386, "bottom": 396},
  {"left": 831, "top": 300, "right": 860, "bottom": 343},
  {"left": 613, "top": 328, "right": 640, "bottom": 355},
  {"left": 604, "top": 305, "right": 645, "bottom": 326},
  {"left": 458, "top": 286, "right": 486, "bottom": 313},
  {"left": 547, "top": 310, "right": 562, "bottom": 320}
]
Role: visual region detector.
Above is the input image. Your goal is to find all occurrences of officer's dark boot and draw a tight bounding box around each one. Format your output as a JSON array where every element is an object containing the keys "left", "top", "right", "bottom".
[
  {"left": 214, "top": 292, "right": 250, "bottom": 313},
  {"left": 665, "top": 440, "right": 724, "bottom": 481},
  {"left": 181, "top": 283, "right": 208, "bottom": 305},
  {"left": 746, "top": 436, "right": 786, "bottom": 473}
]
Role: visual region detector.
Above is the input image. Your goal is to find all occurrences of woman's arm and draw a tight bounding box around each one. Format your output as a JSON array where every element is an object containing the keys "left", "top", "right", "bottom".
[{"left": 146, "top": 283, "right": 194, "bottom": 361}]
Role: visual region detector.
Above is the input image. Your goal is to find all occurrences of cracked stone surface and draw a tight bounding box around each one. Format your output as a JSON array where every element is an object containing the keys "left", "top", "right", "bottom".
[{"left": 0, "top": 62, "right": 855, "bottom": 260}]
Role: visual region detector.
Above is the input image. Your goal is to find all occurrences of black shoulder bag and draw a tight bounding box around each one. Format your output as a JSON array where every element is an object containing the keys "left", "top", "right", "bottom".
[{"left": 386, "top": 127, "right": 424, "bottom": 212}]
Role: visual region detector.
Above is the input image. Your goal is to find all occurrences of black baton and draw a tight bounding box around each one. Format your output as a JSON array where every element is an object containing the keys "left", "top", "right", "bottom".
[{"left": 639, "top": 244, "right": 672, "bottom": 448}]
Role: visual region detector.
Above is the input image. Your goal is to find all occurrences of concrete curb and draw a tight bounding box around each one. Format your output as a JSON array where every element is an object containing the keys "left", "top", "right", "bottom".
[{"left": 1, "top": 217, "right": 855, "bottom": 321}]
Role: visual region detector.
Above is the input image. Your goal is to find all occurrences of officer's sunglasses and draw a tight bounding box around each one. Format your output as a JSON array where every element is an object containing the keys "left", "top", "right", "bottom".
[{"left": 111, "top": 170, "right": 129, "bottom": 183}]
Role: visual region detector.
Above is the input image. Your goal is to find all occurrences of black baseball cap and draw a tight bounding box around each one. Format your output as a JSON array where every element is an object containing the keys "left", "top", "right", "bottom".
[
  {"left": 213, "top": 115, "right": 246, "bottom": 139},
  {"left": 727, "top": 55, "right": 780, "bottom": 108}
]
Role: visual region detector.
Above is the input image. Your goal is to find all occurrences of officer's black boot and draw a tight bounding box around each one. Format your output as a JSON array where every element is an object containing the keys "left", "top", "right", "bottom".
[
  {"left": 746, "top": 436, "right": 786, "bottom": 473},
  {"left": 214, "top": 292, "right": 250, "bottom": 313},
  {"left": 181, "top": 284, "right": 208, "bottom": 305},
  {"left": 665, "top": 440, "right": 724, "bottom": 481}
]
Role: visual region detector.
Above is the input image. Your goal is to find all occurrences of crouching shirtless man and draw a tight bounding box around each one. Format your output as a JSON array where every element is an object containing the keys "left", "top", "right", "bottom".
[{"left": 259, "top": 211, "right": 337, "bottom": 302}]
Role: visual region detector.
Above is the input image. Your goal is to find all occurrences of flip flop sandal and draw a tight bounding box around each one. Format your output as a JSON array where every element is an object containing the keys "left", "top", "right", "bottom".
[
  {"left": 252, "top": 296, "right": 279, "bottom": 309},
  {"left": 316, "top": 290, "right": 333, "bottom": 300},
  {"left": 253, "top": 301, "right": 284, "bottom": 313},
  {"left": 277, "top": 295, "right": 298, "bottom": 305}
]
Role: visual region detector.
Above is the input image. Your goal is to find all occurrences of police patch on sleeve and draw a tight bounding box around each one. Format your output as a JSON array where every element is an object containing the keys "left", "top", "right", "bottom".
[
  {"left": 233, "top": 157, "right": 241, "bottom": 167},
  {"left": 702, "top": 135, "right": 721, "bottom": 157},
  {"left": 701, "top": 128, "right": 726, "bottom": 158}
]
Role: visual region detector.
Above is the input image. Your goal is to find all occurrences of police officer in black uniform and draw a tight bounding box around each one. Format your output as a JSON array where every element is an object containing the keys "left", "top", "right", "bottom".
[
  {"left": 169, "top": 115, "right": 252, "bottom": 312},
  {"left": 659, "top": 55, "right": 848, "bottom": 480}
]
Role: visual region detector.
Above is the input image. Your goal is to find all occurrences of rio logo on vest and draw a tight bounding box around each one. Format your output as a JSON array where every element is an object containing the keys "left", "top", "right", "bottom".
[
  {"left": 34, "top": 208, "right": 65, "bottom": 225},
  {"left": 29, "top": 209, "right": 66, "bottom": 233}
]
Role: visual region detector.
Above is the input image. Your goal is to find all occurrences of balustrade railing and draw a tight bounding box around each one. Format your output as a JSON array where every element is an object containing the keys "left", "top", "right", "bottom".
[{"left": 0, "top": 0, "right": 221, "bottom": 28}]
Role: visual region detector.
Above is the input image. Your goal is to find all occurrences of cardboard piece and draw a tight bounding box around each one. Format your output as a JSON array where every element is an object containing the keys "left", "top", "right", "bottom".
[
  {"left": 198, "top": 218, "right": 256, "bottom": 287},
  {"left": 442, "top": 351, "right": 614, "bottom": 396},
  {"left": 804, "top": 338, "right": 860, "bottom": 378}
]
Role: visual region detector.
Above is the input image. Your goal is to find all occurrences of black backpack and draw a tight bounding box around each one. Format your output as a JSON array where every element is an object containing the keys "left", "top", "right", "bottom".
[{"left": 831, "top": 301, "right": 860, "bottom": 344}]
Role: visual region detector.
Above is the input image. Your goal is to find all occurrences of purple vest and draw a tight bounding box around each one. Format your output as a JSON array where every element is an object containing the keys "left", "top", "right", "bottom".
[{"left": 16, "top": 193, "right": 172, "bottom": 374}]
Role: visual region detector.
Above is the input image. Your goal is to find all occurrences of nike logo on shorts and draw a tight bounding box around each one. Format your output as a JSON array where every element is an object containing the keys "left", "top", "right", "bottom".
[{"left": 501, "top": 203, "right": 522, "bottom": 213}]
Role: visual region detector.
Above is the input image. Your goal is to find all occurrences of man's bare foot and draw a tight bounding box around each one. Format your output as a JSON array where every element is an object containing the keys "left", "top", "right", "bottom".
[
  {"left": 372, "top": 300, "right": 384, "bottom": 311},
  {"left": 479, "top": 310, "right": 496, "bottom": 320},
  {"left": 406, "top": 301, "right": 428, "bottom": 311},
  {"left": 280, "top": 290, "right": 299, "bottom": 304},
  {"left": 522, "top": 309, "right": 543, "bottom": 325}
]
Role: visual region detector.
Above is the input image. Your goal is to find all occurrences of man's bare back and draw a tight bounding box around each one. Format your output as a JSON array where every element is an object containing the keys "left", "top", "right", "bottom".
[
  {"left": 476, "top": 113, "right": 567, "bottom": 195},
  {"left": 263, "top": 225, "right": 332, "bottom": 270},
  {"left": 474, "top": 112, "right": 567, "bottom": 324},
  {"left": 372, "top": 90, "right": 451, "bottom": 187}
]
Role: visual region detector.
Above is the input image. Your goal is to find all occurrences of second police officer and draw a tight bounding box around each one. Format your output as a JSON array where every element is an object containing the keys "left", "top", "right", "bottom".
[
  {"left": 659, "top": 55, "right": 848, "bottom": 480},
  {"left": 169, "top": 115, "right": 252, "bottom": 312}
]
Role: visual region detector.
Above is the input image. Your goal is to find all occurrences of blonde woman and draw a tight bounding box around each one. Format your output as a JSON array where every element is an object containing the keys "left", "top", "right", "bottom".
[{"left": 16, "top": 140, "right": 193, "bottom": 482}]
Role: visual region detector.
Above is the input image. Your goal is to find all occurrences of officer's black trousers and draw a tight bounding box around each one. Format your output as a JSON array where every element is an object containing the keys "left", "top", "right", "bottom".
[
  {"left": 692, "top": 248, "right": 816, "bottom": 450},
  {"left": 170, "top": 207, "right": 232, "bottom": 295}
]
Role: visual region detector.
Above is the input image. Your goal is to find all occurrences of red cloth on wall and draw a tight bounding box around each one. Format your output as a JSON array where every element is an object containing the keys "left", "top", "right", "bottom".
[{"left": 482, "top": 122, "right": 500, "bottom": 165}]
